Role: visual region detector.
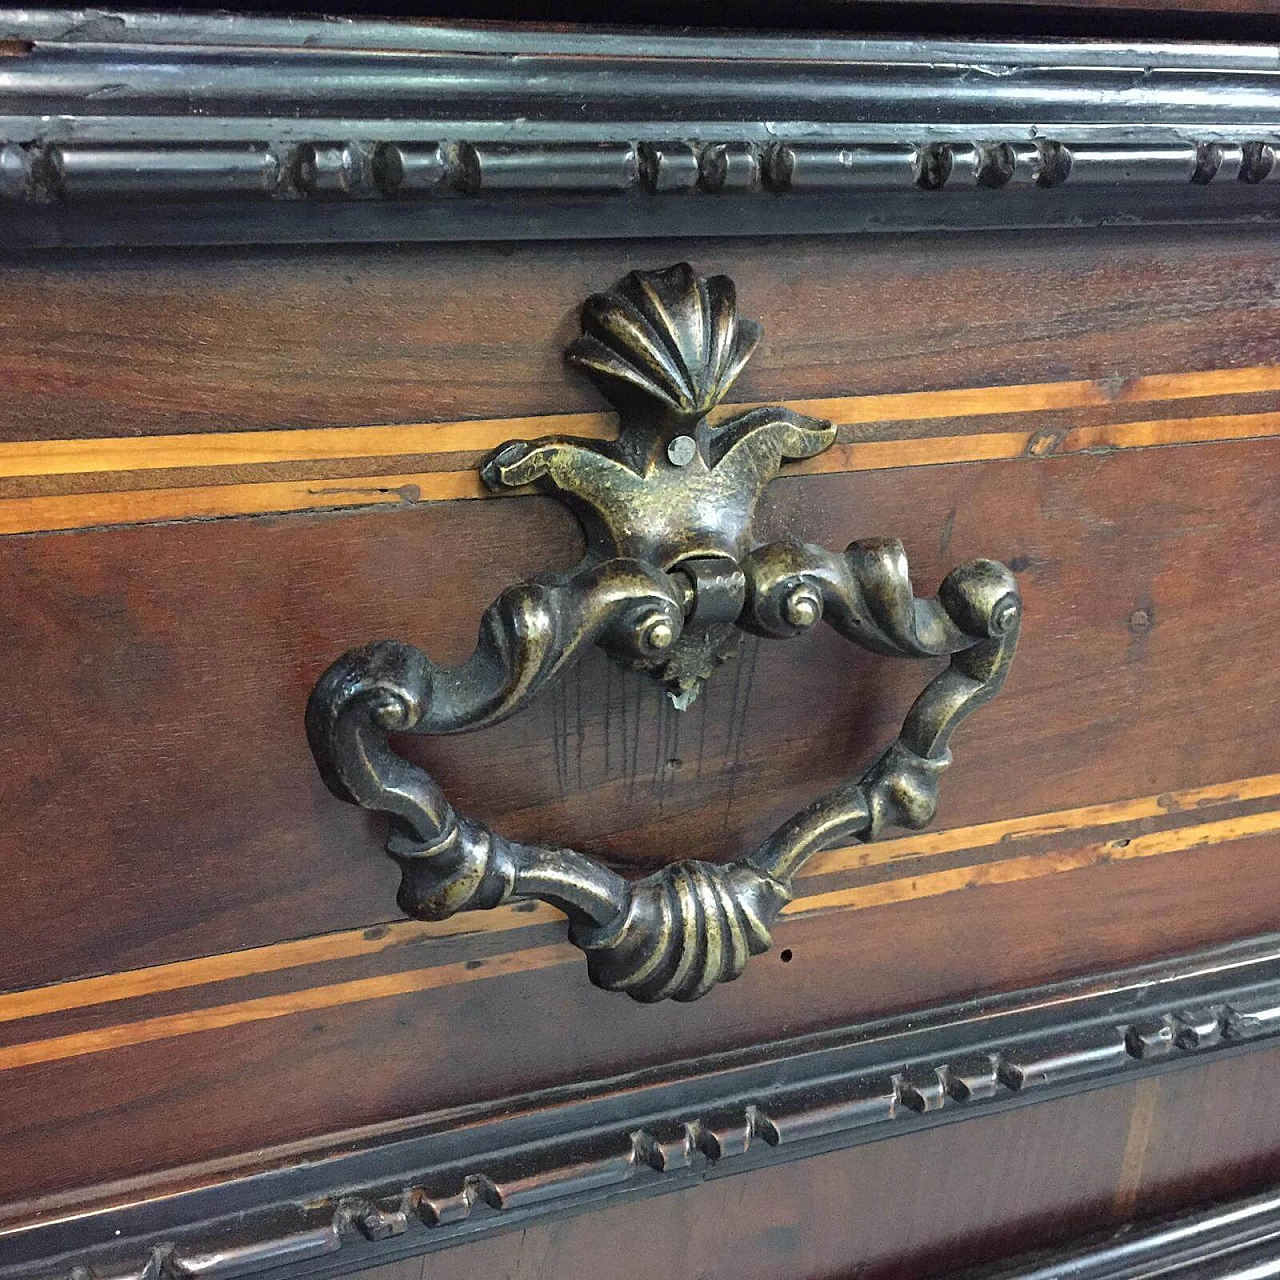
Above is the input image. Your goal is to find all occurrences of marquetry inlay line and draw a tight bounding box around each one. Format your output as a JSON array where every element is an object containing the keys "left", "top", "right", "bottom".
[
  {"left": 802, "top": 770, "right": 1280, "bottom": 876},
  {"left": 794, "top": 409, "right": 1280, "bottom": 478},
  {"left": 789, "top": 808, "right": 1280, "bottom": 917},
  {"left": 0, "top": 945, "right": 584, "bottom": 1073},
  {"left": 3, "top": 365, "right": 1278, "bottom": 482},
  {"left": 5, "top": 404, "right": 1280, "bottom": 538},
  {"left": 0, "top": 902, "right": 567, "bottom": 1026},
  {"left": 0, "top": 773, "right": 1274, "bottom": 1044},
  {"left": 3, "top": 771, "right": 1278, "bottom": 1029},
  {"left": 1, "top": 366, "right": 1280, "bottom": 536},
  {"left": 1, "top": 806, "right": 1277, "bottom": 1074}
]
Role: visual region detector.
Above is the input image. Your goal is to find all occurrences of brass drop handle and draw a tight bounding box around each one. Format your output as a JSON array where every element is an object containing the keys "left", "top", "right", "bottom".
[{"left": 307, "top": 265, "right": 1020, "bottom": 1003}]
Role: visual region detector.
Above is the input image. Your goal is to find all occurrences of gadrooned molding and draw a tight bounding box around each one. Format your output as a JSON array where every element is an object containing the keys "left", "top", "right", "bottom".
[
  {"left": 2, "top": 140, "right": 1277, "bottom": 205},
  {"left": 4, "top": 15, "right": 1280, "bottom": 243}
]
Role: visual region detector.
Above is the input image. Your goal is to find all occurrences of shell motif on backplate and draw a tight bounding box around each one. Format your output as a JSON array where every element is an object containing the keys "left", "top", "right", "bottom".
[{"left": 482, "top": 263, "right": 836, "bottom": 704}]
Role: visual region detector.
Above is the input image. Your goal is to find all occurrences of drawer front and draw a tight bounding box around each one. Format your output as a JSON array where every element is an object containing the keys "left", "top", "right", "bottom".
[{"left": 4, "top": 229, "right": 1280, "bottom": 1201}]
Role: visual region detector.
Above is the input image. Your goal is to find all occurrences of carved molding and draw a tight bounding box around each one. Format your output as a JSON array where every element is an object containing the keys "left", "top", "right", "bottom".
[
  {"left": 4, "top": 16, "right": 1280, "bottom": 243},
  {"left": 964, "top": 1182, "right": 1280, "bottom": 1279},
  {"left": 3, "top": 140, "right": 1278, "bottom": 205},
  {"left": 10, "top": 934, "right": 1280, "bottom": 1280}
]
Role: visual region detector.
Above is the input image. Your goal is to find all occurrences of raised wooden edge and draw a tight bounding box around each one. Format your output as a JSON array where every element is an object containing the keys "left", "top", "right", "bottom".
[
  {"left": 4, "top": 17, "right": 1280, "bottom": 247},
  {"left": 962, "top": 1180, "right": 1280, "bottom": 1279},
  {"left": 6, "top": 932, "right": 1280, "bottom": 1280},
  {"left": 4, "top": 365, "right": 1280, "bottom": 536}
]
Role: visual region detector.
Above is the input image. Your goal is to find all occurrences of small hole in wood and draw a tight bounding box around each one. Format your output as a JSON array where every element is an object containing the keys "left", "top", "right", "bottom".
[{"left": 779, "top": 949, "right": 793, "bottom": 963}]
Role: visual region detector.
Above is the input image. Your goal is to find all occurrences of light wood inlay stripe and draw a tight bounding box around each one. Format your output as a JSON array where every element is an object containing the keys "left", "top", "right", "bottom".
[
  {"left": 2, "top": 771, "right": 1277, "bottom": 1029},
  {"left": 794, "top": 409, "right": 1280, "bottom": 477},
  {"left": 0, "top": 902, "right": 566, "bottom": 1026},
  {"left": 790, "top": 809, "right": 1280, "bottom": 916},
  {"left": 0, "top": 415, "right": 612, "bottom": 480},
  {"left": 0, "top": 471, "right": 486, "bottom": 536},
  {"left": 3, "top": 365, "right": 1278, "bottom": 481},
  {"left": 5, "top": 406, "right": 1280, "bottom": 537},
  {"left": 0, "top": 944, "right": 582, "bottom": 1073},
  {"left": 1116, "top": 1077, "right": 1162, "bottom": 1214},
  {"left": 804, "top": 771, "right": 1280, "bottom": 876},
  {"left": 2, "top": 805, "right": 1277, "bottom": 1073}
]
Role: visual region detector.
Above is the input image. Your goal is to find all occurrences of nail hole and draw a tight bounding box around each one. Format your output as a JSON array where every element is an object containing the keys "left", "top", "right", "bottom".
[{"left": 779, "top": 949, "right": 793, "bottom": 963}]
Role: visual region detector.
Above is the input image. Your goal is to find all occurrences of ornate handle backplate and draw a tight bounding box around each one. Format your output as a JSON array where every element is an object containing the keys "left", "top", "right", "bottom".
[{"left": 307, "top": 264, "right": 1021, "bottom": 1003}]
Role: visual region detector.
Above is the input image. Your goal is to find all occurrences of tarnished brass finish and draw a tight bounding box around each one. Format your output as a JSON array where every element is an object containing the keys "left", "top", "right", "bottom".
[
  {"left": 307, "top": 264, "right": 1021, "bottom": 1003},
  {"left": 483, "top": 263, "right": 835, "bottom": 704}
]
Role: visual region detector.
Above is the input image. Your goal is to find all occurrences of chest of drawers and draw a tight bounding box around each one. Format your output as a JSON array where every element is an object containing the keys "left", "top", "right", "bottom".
[{"left": 4, "top": 9, "right": 1280, "bottom": 1278}]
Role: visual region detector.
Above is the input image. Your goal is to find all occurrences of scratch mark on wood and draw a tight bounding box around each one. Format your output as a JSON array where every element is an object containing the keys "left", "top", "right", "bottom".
[
  {"left": 696, "top": 683, "right": 711, "bottom": 780},
  {"left": 939, "top": 504, "right": 957, "bottom": 558},
  {"left": 574, "top": 661, "right": 585, "bottom": 791},
  {"left": 602, "top": 659, "right": 613, "bottom": 779},
  {"left": 722, "top": 638, "right": 759, "bottom": 835}
]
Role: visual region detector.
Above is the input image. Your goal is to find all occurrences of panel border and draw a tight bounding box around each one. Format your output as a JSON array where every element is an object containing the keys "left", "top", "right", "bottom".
[{"left": 8, "top": 932, "right": 1280, "bottom": 1280}]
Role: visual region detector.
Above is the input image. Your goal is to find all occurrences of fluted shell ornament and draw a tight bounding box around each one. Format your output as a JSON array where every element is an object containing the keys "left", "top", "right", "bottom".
[
  {"left": 566, "top": 263, "right": 762, "bottom": 421},
  {"left": 480, "top": 263, "right": 835, "bottom": 705}
]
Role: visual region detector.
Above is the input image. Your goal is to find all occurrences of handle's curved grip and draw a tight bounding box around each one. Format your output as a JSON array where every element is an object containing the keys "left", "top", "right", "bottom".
[{"left": 306, "top": 540, "right": 1020, "bottom": 1003}]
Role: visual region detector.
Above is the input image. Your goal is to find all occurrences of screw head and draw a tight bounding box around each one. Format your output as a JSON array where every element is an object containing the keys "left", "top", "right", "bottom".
[
  {"left": 638, "top": 612, "right": 675, "bottom": 651},
  {"left": 783, "top": 585, "right": 821, "bottom": 629},
  {"left": 991, "top": 595, "right": 1020, "bottom": 635},
  {"left": 667, "top": 435, "right": 697, "bottom": 467}
]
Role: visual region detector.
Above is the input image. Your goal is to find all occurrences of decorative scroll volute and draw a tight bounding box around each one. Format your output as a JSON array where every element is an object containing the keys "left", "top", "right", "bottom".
[{"left": 307, "top": 264, "right": 1021, "bottom": 1003}]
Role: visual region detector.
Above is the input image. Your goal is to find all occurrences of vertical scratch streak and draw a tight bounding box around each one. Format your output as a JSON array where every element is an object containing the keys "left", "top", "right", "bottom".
[
  {"left": 664, "top": 701, "right": 682, "bottom": 815},
  {"left": 722, "top": 638, "right": 759, "bottom": 836},
  {"left": 628, "top": 675, "right": 643, "bottom": 803},
  {"left": 720, "top": 644, "right": 748, "bottom": 834},
  {"left": 652, "top": 690, "right": 666, "bottom": 799},
  {"left": 619, "top": 666, "right": 630, "bottom": 793},
  {"left": 548, "top": 672, "right": 564, "bottom": 795},
  {"left": 602, "top": 658, "right": 613, "bottom": 779},
  {"left": 696, "top": 681, "right": 710, "bottom": 779},
  {"left": 723, "top": 647, "right": 746, "bottom": 771},
  {"left": 574, "top": 660, "right": 585, "bottom": 791},
  {"left": 557, "top": 678, "right": 572, "bottom": 799}
]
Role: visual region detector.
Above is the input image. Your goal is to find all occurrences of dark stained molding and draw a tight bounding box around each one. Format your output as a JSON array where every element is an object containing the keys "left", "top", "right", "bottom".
[
  {"left": 3, "top": 13, "right": 1280, "bottom": 245},
  {"left": 963, "top": 1183, "right": 1280, "bottom": 1279},
  {"left": 4, "top": 15, "right": 1280, "bottom": 62},
  {"left": 9, "top": 933, "right": 1280, "bottom": 1280}
]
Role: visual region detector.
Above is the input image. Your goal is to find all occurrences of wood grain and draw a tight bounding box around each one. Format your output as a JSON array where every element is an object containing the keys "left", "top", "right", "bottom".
[
  {"left": 10, "top": 832, "right": 1280, "bottom": 1202},
  {"left": 6, "top": 227, "right": 1280, "bottom": 1225},
  {"left": 1, "top": 364, "right": 1276, "bottom": 479},
  {"left": 5, "top": 229, "right": 1280, "bottom": 442},
  {"left": 5, "top": 397, "right": 1280, "bottom": 535},
  {"left": 2, "top": 768, "right": 1272, "bottom": 1029},
  {"left": 2, "top": 801, "right": 1276, "bottom": 1073},
  {"left": 3, "top": 438, "right": 1280, "bottom": 996}
]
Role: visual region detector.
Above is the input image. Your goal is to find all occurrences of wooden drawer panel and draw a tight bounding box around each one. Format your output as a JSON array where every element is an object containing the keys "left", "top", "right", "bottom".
[
  {"left": 3, "top": 231, "right": 1280, "bottom": 444},
  {"left": 2, "top": 229, "right": 1280, "bottom": 1206}
]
